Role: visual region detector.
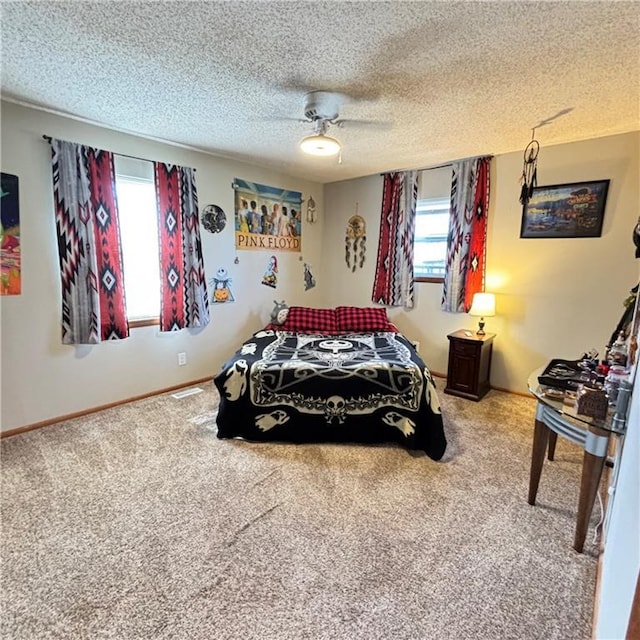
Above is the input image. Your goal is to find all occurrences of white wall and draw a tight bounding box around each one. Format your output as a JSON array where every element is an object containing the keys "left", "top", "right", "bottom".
[
  {"left": 595, "top": 262, "right": 640, "bottom": 639},
  {"left": 595, "top": 369, "right": 639, "bottom": 639},
  {"left": 0, "top": 101, "right": 327, "bottom": 431},
  {"left": 324, "top": 132, "right": 640, "bottom": 390}
]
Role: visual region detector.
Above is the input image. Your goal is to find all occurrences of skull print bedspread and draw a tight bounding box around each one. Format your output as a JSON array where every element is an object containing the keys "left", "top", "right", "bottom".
[{"left": 213, "top": 329, "right": 447, "bottom": 460}]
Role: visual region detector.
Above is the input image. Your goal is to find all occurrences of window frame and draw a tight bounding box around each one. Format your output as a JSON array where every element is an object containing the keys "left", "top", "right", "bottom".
[
  {"left": 129, "top": 317, "right": 160, "bottom": 328},
  {"left": 413, "top": 195, "right": 450, "bottom": 284},
  {"left": 114, "top": 165, "right": 161, "bottom": 326}
]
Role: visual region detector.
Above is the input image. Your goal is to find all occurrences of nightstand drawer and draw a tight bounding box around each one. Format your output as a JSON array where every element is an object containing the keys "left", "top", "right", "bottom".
[{"left": 450, "top": 340, "right": 479, "bottom": 357}]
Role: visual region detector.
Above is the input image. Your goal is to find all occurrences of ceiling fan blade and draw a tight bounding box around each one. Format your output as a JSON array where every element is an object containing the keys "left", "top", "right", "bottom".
[
  {"left": 254, "top": 115, "right": 310, "bottom": 124},
  {"left": 336, "top": 119, "right": 392, "bottom": 130}
]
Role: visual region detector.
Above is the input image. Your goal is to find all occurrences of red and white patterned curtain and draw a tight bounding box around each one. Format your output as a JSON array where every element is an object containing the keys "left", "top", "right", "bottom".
[
  {"left": 154, "top": 163, "right": 209, "bottom": 331},
  {"left": 372, "top": 171, "right": 419, "bottom": 308},
  {"left": 50, "top": 139, "right": 129, "bottom": 344},
  {"left": 442, "top": 156, "right": 491, "bottom": 313}
]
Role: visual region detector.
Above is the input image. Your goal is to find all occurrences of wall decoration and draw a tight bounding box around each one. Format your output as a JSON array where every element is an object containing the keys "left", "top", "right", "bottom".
[
  {"left": 518, "top": 111, "right": 573, "bottom": 205},
  {"left": 306, "top": 195, "right": 317, "bottom": 223},
  {"left": 262, "top": 255, "right": 278, "bottom": 288},
  {"left": 627, "top": 283, "right": 640, "bottom": 383},
  {"left": 233, "top": 178, "right": 302, "bottom": 252},
  {"left": 519, "top": 133, "right": 539, "bottom": 205},
  {"left": 303, "top": 263, "right": 316, "bottom": 290},
  {"left": 1, "top": 172, "right": 21, "bottom": 295},
  {"left": 520, "top": 180, "right": 610, "bottom": 238},
  {"left": 345, "top": 211, "right": 366, "bottom": 272},
  {"left": 632, "top": 216, "right": 640, "bottom": 258},
  {"left": 201, "top": 204, "right": 226, "bottom": 233},
  {"left": 209, "top": 267, "right": 235, "bottom": 303}
]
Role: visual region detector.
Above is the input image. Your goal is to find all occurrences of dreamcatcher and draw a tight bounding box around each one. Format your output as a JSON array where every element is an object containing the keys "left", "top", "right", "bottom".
[
  {"left": 306, "top": 196, "right": 317, "bottom": 223},
  {"left": 519, "top": 130, "right": 540, "bottom": 205},
  {"left": 345, "top": 208, "right": 366, "bottom": 272}
]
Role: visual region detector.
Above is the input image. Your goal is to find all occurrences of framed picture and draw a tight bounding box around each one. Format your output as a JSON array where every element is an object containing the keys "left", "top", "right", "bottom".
[
  {"left": 1, "top": 172, "right": 21, "bottom": 295},
  {"left": 520, "top": 180, "right": 610, "bottom": 239}
]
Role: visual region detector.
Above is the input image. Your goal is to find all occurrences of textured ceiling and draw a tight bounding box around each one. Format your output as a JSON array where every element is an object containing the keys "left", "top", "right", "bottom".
[{"left": 1, "top": 1, "right": 639, "bottom": 184}]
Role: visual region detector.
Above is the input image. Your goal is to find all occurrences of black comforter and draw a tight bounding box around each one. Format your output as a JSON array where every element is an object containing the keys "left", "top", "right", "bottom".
[{"left": 213, "top": 329, "right": 446, "bottom": 460}]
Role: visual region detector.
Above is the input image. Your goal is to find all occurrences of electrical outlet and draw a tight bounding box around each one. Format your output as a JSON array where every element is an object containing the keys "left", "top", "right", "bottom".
[{"left": 178, "top": 352, "right": 187, "bottom": 366}]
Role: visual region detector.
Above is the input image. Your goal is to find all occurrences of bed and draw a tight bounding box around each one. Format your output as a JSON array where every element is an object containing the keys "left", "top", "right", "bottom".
[{"left": 213, "top": 306, "right": 447, "bottom": 460}]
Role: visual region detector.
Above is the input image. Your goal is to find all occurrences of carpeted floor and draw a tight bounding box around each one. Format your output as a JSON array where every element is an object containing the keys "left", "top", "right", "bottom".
[{"left": 1, "top": 383, "right": 600, "bottom": 639}]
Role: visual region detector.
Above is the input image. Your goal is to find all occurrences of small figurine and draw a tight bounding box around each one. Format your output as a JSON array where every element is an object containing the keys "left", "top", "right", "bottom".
[
  {"left": 303, "top": 263, "right": 316, "bottom": 291},
  {"left": 262, "top": 255, "right": 278, "bottom": 288},
  {"left": 209, "top": 267, "right": 235, "bottom": 303}
]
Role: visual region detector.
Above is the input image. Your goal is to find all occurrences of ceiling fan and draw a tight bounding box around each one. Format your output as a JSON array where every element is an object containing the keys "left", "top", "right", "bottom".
[
  {"left": 284, "top": 89, "right": 389, "bottom": 158},
  {"left": 299, "top": 90, "right": 346, "bottom": 157}
]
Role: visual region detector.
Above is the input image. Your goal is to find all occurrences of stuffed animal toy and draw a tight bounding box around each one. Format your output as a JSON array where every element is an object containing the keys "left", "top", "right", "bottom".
[{"left": 270, "top": 300, "right": 289, "bottom": 325}]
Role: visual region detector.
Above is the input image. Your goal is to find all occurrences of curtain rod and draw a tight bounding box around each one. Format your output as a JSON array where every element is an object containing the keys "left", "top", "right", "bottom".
[
  {"left": 42, "top": 135, "right": 196, "bottom": 171},
  {"left": 380, "top": 163, "right": 450, "bottom": 176},
  {"left": 381, "top": 154, "right": 493, "bottom": 176},
  {"left": 422, "top": 162, "right": 453, "bottom": 171}
]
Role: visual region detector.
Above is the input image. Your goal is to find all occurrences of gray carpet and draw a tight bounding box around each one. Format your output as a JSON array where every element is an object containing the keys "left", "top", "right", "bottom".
[{"left": 1, "top": 383, "right": 599, "bottom": 639}]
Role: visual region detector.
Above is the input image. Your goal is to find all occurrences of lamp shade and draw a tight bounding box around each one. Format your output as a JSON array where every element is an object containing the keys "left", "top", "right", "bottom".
[
  {"left": 300, "top": 134, "right": 341, "bottom": 156},
  {"left": 468, "top": 292, "right": 496, "bottom": 317}
]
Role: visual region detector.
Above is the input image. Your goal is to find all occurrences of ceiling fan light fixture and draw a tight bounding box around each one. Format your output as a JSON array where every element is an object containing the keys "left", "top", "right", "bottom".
[{"left": 300, "top": 134, "right": 341, "bottom": 156}]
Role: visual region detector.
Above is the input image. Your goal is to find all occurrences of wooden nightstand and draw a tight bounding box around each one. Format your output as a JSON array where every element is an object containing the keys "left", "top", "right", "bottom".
[{"left": 444, "top": 330, "right": 495, "bottom": 401}]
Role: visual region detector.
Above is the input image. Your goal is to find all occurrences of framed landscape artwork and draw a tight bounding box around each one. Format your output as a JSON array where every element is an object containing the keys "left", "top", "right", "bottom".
[
  {"left": 1, "top": 172, "right": 21, "bottom": 295},
  {"left": 520, "top": 180, "right": 610, "bottom": 239}
]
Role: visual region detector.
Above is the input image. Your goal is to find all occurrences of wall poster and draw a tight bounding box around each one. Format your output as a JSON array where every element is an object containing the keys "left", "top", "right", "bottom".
[
  {"left": 1, "top": 172, "right": 21, "bottom": 295},
  {"left": 233, "top": 178, "right": 302, "bottom": 252}
]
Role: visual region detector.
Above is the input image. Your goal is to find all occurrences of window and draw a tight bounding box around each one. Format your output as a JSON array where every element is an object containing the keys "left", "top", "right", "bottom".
[
  {"left": 413, "top": 196, "right": 450, "bottom": 282},
  {"left": 115, "top": 158, "right": 160, "bottom": 324}
]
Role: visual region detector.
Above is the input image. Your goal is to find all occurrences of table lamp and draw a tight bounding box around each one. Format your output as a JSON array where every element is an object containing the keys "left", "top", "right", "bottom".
[{"left": 468, "top": 292, "right": 496, "bottom": 336}]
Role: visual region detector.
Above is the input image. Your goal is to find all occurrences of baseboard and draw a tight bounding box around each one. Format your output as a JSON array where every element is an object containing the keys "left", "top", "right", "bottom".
[
  {"left": 1, "top": 376, "right": 214, "bottom": 439},
  {"left": 489, "top": 384, "right": 533, "bottom": 399},
  {"left": 433, "top": 374, "right": 533, "bottom": 400}
]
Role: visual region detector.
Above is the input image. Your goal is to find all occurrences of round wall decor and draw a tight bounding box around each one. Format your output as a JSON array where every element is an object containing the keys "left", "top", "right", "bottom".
[{"left": 201, "top": 204, "right": 226, "bottom": 233}]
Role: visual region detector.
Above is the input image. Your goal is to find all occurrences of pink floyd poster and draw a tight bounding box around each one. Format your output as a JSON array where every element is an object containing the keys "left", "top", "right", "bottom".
[
  {"left": 233, "top": 178, "right": 301, "bottom": 252},
  {"left": 1, "top": 173, "right": 20, "bottom": 295}
]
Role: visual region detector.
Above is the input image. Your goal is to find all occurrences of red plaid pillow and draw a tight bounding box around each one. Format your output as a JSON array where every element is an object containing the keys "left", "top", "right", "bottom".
[
  {"left": 282, "top": 306, "right": 338, "bottom": 333},
  {"left": 336, "top": 306, "right": 393, "bottom": 332}
]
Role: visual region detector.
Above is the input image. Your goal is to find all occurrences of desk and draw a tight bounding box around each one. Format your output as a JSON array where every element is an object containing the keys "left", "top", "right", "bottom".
[{"left": 527, "top": 369, "right": 630, "bottom": 553}]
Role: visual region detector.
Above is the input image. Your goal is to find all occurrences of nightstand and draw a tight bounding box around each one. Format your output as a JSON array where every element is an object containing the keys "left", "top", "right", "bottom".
[{"left": 444, "top": 330, "right": 495, "bottom": 401}]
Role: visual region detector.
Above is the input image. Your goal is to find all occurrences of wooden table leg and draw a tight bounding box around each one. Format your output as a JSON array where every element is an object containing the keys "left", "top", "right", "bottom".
[
  {"left": 547, "top": 431, "right": 558, "bottom": 461},
  {"left": 528, "top": 418, "right": 550, "bottom": 506},
  {"left": 574, "top": 447, "right": 607, "bottom": 553}
]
